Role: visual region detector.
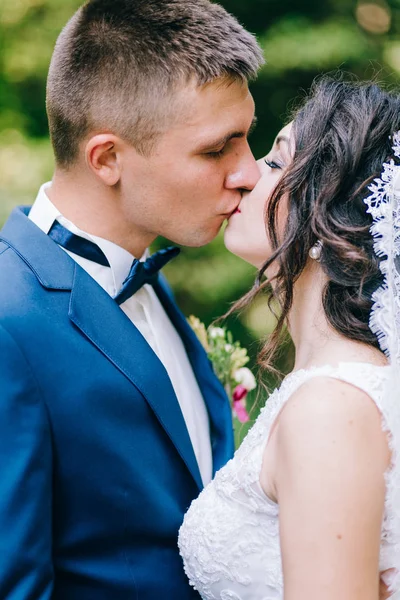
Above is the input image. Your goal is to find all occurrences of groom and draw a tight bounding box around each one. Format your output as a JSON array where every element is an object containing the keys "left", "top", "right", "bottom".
[{"left": 0, "top": 0, "right": 263, "bottom": 598}]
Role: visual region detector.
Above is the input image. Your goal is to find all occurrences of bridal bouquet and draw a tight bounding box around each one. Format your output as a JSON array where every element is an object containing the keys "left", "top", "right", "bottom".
[{"left": 188, "top": 316, "right": 257, "bottom": 423}]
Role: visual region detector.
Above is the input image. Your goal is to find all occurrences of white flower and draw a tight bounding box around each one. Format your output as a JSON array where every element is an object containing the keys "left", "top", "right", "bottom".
[
  {"left": 209, "top": 327, "right": 225, "bottom": 339},
  {"left": 225, "top": 343, "right": 233, "bottom": 352},
  {"left": 233, "top": 367, "right": 257, "bottom": 391}
]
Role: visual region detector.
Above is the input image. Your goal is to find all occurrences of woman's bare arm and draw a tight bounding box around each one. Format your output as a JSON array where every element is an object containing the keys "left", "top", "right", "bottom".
[{"left": 266, "top": 376, "right": 390, "bottom": 600}]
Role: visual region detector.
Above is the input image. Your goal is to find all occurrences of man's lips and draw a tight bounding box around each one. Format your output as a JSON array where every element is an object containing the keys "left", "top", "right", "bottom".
[{"left": 221, "top": 206, "right": 241, "bottom": 218}]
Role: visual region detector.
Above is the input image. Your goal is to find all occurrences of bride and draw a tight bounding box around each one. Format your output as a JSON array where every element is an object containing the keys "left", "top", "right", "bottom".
[{"left": 178, "top": 76, "right": 400, "bottom": 599}]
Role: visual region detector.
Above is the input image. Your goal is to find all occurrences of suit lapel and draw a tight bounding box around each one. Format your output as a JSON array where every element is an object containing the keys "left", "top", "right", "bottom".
[
  {"left": 69, "top": 267, "right": 204, "bottom": 490},
  {"left": 154, "top": 277, "right": 234, "bottom": 474}
]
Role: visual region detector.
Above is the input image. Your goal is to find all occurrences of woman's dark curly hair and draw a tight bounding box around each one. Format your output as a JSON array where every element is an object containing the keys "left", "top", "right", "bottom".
[{"left": 237, "top": 75, "right": 400, "bottom": 371}]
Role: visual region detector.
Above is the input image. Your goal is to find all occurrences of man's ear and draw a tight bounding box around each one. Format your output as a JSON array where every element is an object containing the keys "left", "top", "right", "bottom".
[{"left": 84, "top": 134, "right": 123, "bottom": 186}]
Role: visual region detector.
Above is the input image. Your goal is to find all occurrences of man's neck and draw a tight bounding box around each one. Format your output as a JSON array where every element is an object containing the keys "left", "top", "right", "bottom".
[{"left": 48, "top": 170, "right": 156, "bottom": 258}]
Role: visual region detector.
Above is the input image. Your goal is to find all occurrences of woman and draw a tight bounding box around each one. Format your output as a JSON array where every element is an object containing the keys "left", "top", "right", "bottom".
[{"left": 178, "top": 77, "right": 400, "bottom": 599}]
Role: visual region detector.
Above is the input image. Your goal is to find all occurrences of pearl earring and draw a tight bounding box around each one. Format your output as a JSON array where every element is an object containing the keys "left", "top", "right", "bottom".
[{"left": 308, "top": 240, "right": 323, "bottom": 261}]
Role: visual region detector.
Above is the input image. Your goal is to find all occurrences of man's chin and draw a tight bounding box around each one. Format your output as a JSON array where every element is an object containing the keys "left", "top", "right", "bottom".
[
  {"left": 179, "top": 224, "right": 225, "bottom": 248},
  {"left": 183, "top": 233, "right": 219, "bottom": 248}
]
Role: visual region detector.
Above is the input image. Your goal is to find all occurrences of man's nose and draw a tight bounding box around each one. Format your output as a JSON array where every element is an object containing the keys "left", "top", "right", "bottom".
[{"left": 225, "top": 147, "right": 261, "bottom": 191}]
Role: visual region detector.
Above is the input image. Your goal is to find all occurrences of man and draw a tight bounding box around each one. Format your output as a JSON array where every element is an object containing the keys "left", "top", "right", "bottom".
[{"left": 0, "top": 0, "right": 263, "bottom": 597}]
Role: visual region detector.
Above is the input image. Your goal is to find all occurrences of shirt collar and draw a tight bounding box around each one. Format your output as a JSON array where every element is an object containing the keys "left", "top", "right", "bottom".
[{"left": 29, "top": 182, "right": 142, "bottom": 292}]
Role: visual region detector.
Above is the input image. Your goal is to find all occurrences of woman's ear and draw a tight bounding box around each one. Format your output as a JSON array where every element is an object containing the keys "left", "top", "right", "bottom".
[{"left": 84, "top": 134, "right": 122, "bottom": 186}]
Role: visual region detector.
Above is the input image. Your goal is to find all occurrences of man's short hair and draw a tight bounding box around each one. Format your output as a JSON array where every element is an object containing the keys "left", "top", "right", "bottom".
[{"left": 46, "top": 0, "right": 264, "bottom": 167}]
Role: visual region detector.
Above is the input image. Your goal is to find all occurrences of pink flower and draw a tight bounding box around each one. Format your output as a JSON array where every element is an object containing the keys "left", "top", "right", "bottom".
[
  {"left": 232, "top": 384, "right": 247, "bottom": 402},
  {"left": 232, "top": 385, "right": 250, "bottom": 423}
]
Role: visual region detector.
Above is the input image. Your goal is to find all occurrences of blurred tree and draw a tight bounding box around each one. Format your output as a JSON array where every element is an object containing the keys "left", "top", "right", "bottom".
[{"left": 1, "top": 0, "right": 399, "bottom": 437}]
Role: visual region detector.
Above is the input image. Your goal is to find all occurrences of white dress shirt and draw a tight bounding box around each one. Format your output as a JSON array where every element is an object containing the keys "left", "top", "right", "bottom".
[{"left": 29, "top": 182, "right": 213, "bottom": 485}]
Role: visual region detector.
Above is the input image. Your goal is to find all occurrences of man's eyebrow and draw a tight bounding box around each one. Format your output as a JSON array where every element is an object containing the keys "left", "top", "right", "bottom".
[{"left": 198, "top": 115, "right": 258, "bottom": 152}]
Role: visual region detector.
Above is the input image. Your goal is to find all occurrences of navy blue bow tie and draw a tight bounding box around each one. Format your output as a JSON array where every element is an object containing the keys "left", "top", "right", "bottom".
[{"left": 48, "top": 220, "right": 180, "bottom": 304}]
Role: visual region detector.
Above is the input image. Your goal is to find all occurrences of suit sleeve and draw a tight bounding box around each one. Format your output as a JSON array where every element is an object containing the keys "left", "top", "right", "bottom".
[{"left": 0, "top": 323, "right": 53, "bottom": 599}]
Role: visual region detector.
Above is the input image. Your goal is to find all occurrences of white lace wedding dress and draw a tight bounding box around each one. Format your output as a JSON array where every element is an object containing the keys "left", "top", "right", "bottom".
[{"left": 178, "top": 362, "right": 400, "bottom": 599}]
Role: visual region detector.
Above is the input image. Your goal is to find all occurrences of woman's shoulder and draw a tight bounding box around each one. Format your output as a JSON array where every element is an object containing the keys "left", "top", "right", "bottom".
[
  {"left": 274, "top": 365, "right": 392, "bottom": 468},
  {"left": 280, "top": 371, "right": 383, "bottom": 423},
  {"left": 279, "top": 361, "right": 391, "bottom": 408},
  {"left": 278, "top": 361, "right": 391, "bottom": 423},
  {"left": 271, "top": 370, "right": 391, "bottom": 491},
  {"left": 258, "top": 361, "right": 391, "bottom": 453}
]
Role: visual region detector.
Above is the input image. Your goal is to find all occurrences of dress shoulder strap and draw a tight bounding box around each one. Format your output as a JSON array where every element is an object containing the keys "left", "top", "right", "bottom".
[{"left": 279, "top": 362, "right": 391, "bottom": 410}]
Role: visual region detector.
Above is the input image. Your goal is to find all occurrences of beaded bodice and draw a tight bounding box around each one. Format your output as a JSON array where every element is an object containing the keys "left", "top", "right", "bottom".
[{"left": 178, "top": 363, "right": 400, "bottom": 599}]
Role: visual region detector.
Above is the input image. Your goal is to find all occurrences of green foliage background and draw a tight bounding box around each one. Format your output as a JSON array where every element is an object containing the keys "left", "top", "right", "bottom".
[{"left": 1, "top": 0, "right": 399, "bottom": 440}]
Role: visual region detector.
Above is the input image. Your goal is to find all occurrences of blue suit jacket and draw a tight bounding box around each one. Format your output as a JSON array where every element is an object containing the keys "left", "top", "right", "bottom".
[{"left": 0, "top": 207, "right": 234, "bottom": 599}]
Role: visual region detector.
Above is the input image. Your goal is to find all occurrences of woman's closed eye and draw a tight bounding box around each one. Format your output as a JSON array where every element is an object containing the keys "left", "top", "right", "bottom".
[{"left": 264, "top": 158, "right": 283, "bottom": 170}]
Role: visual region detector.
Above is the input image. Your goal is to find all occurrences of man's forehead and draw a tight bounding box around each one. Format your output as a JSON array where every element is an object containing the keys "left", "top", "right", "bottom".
[
  {"left": 172, "top": 79, "right": 255, "bottom": 139},
  {"left": 179, "top": 77, "right": 252, "bottom": 116}
]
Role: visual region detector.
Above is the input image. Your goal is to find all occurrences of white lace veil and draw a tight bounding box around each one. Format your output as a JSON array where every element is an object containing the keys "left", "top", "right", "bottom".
[
  {"left": 364, "top": 132, "right": 400, "bottom": 595},
  {"left": 363, "top": 131, "right": 400, "bottom": 368}
]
